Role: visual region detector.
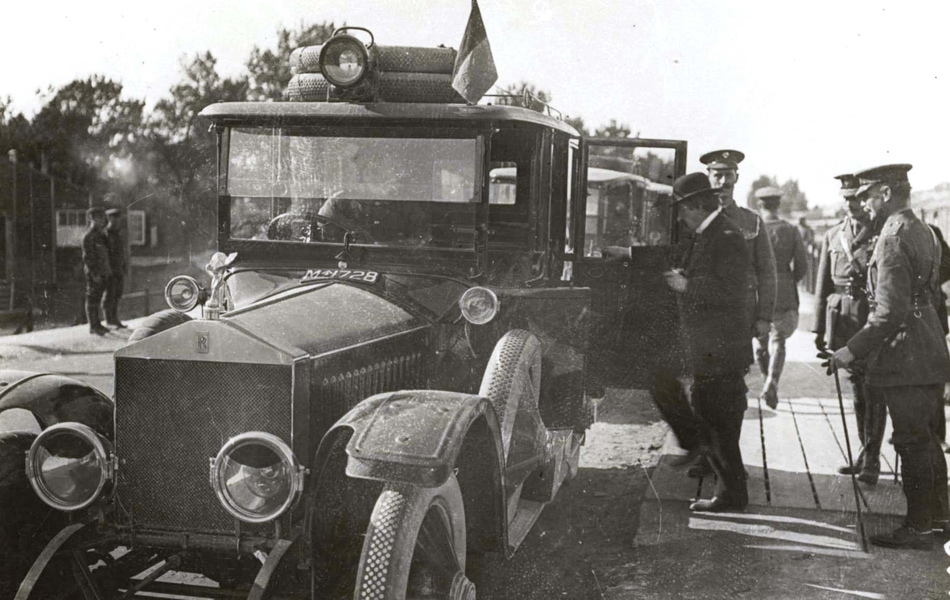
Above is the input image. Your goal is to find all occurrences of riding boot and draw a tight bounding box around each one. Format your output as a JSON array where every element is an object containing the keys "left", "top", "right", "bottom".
[
  {"left": 858, "top": 397, "right": 887, "bottom": 484},
  {"left": 850, "top": 373, "right": 868, "bottom": 448},
  {"left": 86, "top": 301, "right": 106, "bottom": 335},
  {"left": 899, "top": 446, "right": 936, "bottom": 532}
]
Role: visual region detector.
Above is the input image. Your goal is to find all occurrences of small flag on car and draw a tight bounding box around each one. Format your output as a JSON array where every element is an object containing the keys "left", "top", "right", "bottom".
[{"left": 452, "top": 0, "right": 498, "bottom": 104}]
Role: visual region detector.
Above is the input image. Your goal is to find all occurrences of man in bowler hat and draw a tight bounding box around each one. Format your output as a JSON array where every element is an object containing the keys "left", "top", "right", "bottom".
[
  {"left": 102, "top": 208, "right": 127, "bottom": 328},
  {"left": 665, "top": 172, "right": 752, "bottom": 512},
  {"left": 829, "top": 164, "right": 950, "bottom": 549}
]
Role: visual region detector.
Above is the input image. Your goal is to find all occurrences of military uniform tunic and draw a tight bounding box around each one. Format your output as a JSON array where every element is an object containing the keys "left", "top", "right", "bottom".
[
  {"left": 763, "top": 216, "right": 808, "bottom": 312},
  {"left": 721, "top": 203, "right": 777, "bottom": 326},
  {"left": 814, "top": 217, "right": 874, "bottom": 350}
]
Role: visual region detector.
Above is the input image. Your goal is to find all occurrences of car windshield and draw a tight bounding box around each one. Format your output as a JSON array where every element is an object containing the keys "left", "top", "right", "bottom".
[{"left": 226, "top": 128, "right": 480, "bottom": 249}]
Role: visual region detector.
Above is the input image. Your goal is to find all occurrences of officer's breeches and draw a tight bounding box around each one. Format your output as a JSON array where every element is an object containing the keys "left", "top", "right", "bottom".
[
  {"left": 851, "top": 373, "right": 885, "bottom": 474},
  {"left": 870, "top": 384, "right": 949, "bottom": 528},
  {"left": 85, "top": 276, "right": 106, "bottom": 327}
]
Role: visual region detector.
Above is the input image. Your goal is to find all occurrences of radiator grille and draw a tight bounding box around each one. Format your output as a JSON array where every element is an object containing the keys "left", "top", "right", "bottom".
[
  {"left": 114, "top": 358, "right": 292, "bottom": 532},
  {"left": 314, "top": 351, "right": 426, "bottom": 434}
]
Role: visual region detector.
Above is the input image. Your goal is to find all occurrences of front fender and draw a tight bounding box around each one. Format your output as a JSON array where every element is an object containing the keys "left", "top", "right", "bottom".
[
  {"left": 338, "top": 390, "right": 506, "bottom": 488},
  {"left": 0, "top": 371, "right": 113, "bottom": 439}
]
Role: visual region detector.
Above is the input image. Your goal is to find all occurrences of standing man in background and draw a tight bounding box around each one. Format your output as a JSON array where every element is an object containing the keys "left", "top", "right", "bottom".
[
  {"left": 102, "top": 208, "right": 127, "bottom": 329},
  {"left": 814, "top": 174, "right": 882, "bottom": 484},
  {"left": 754, "top": 187, "right": 808, "bottom": 408},
  {"left": 81, "top": 207, "right": 111, "bottom": 336},
  {"left": 701, "top": 149, "right": 777, "bottom": 349},
  {"left": 830, "top": 164, "right": 950, "bottom": 549}
]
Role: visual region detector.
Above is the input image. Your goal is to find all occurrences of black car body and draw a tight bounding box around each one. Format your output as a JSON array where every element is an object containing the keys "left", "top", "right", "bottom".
[{"left": 1, "top": 28, "right": 686, "bottom": 599}]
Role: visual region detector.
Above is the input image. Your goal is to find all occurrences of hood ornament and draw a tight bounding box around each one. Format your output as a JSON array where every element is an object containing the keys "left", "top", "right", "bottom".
[{"left": 205, "top": 252, "right": 237, "bottom": 320}]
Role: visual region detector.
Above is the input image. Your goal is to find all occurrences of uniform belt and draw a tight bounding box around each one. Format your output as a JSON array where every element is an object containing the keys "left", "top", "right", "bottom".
[{"left": 833, "top": 283, "right": 865, "bottom": 297}]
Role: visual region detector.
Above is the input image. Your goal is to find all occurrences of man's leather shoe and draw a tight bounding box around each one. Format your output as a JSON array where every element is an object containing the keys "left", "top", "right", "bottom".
[
  {"left": 108, "top": 321, "right": 127, "bottom": 329},
  {"left": 857, "top": 471, "right": 879, "bottom": 485},
  {"left": 760, "top": 387, "right": 778, "bottom": 410},
  {"left": 689, "top": 495, "right": 748, "bottom": 513},
  {"left": 89, "top": 325, "right": 108, "bottom": 336},
  {"left": 667, "top": 449, "right": 700, "bottom": 468},
  {"left": 870, "top": 525, "right": 933, "bottom": 550}
]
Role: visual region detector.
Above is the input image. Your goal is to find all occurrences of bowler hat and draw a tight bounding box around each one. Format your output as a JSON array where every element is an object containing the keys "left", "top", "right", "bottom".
[
  {"left": 699, "top": 149, "right": 745, "bottom": 170},
  {"left": 670, "top": 172, "right": 717, "bottom": 205},
  {"left": 855, "top": 163, "right": 912, "bottom": 196}
]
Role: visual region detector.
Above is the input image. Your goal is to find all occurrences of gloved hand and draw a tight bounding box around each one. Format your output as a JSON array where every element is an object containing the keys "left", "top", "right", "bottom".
[{"left": 816, "top": 348, "right": 836, "bottom": 375}]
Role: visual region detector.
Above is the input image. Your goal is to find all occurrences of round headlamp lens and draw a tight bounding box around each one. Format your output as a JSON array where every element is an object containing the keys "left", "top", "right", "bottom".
[
  {"left": 459, "top": 287, "right": 499, "bottom": 325},
  {"left": 165, "top": 275, "right": 200, "bottom": 312},
  {"left": 321, "top": 37, "right": 367, "bottom": 87},
  {"left": 27, "top": 424, "right": 111, "bottom": 511},
  {"left": 213, "top": 433, "right": 301, "bottom": 523}
]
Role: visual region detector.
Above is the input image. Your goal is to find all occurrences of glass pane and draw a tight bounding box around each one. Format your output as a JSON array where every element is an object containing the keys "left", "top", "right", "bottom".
[
  {"left": 227, "top": 129, "right": 478, "bottom": 249},
  {"left": 583, "top": 145, "right": 675, "bottom": 256}
]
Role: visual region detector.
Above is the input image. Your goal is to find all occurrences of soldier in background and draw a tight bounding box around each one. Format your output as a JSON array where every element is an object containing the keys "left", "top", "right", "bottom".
[
  {"left": 102, "top": 208, "right": 127, "bottom": 329},
  {"left": 814, "top": 174, "right": 883, "bottom": 484},
  {"left": 830, "top": 164, "right": 950, "bottom": 550},
  {"left": 754, "top": 187, "right": 808, "bottom": 408},
  {"left": 81, "top": 207, "right": 111, "bottom": 336}
]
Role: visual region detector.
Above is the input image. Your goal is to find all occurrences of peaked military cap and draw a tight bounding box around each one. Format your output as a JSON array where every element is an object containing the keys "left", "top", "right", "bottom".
[
  {"left": 699, "top": 149, "right": 745, "bottom": 170},
  {"left": 105, "top": 208, "right": 122, "bottom": 216},
  {"left": 669, "top": 172, "right": 717, "bottom": 205},
  {"left": 754, "top": 186, "right": 782, "bottom": 201},
  {"left": 855, "top": 163, "right": 912, "bottom": 196},
  {"left": 834, "top": 173, "right": 860, "bottom": 198},
  {"left": 86, "top": 207, "right": 106, "bottom": 217}
]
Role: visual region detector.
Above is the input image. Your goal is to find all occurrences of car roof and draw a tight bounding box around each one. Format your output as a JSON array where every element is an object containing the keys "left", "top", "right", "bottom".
[{"left": 199, "top": 102, "right": 580, "bottom": 136}]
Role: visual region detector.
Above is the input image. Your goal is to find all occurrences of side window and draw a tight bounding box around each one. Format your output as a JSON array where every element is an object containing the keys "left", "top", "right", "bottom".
[
  {"left": 487, "top": 129, "right": 535, "bottom": 246},
  {"left": 583, "top": 145, "right": 677, "bottom": 257}
]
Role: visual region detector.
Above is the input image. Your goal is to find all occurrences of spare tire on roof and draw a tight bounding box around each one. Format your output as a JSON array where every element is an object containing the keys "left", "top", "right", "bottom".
[
  {"left": 290, "top": 45, "right": 457, "bottom": 75},
  {"left": 287, "top": 72, "right": 464, "bottom": 104}
]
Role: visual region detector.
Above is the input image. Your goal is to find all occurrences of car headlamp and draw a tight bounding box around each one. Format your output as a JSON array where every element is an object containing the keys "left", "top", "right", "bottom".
[
  {"left": 165, "top": 275, "right": 202, "bottom": 312},
  {"left": 320, "top": 34, "right": 369, "bottom": 88},
  {"left": 459, "top": 287, "right": 499, "bottom": 325},
  {"left": 26, "top": 423, "right": 114, "bottom": 511},
  {"left": 211, "top": 432, "right": 305, "bottom": 523}
]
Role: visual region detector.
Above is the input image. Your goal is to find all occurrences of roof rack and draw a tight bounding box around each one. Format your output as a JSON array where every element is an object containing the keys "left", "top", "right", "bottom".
[{"left": 482, "top": 88, "right": 564, "bottom": 121}]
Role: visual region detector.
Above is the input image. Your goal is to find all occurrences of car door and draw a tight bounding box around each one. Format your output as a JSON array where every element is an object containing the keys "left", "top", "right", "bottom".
[{"left": 571, "top": 138, "right": 687, "bottom": 392}]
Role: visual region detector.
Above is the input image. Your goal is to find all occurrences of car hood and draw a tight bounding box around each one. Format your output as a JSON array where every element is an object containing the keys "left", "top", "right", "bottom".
[{"left": 117, "top": 282, "right": 429, "bottom": 361}]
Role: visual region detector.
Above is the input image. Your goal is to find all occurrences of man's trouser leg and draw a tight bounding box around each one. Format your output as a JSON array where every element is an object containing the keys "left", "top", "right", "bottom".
[
  {"left": 651, "top": 367, "right": 703, "bottom": 453},
  {"left": 103, "top": 274, "right": 123, "bottom": 324},
  {"left": 932, "top": 386, "right": 950, "bottom": 523},
  {"left": 877, "top": 385, "right": 942, "bottom": 531},
  {"left": 860, "top": 382, "right": 886, "bottom": 482},
  {"left": 693, "top": 373, "right": 748, "bottom": 503},
  {"left": 85, "top": 276, "right": 105, "bottom": 332},
  {"left": 763, "top": 309, "right": 799, "bottom": 399}
]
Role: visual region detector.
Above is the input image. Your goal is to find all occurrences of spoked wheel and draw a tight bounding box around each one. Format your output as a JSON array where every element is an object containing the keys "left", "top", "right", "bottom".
[{"left": 354, "top": 473, "right": 473, "bottom": 600}]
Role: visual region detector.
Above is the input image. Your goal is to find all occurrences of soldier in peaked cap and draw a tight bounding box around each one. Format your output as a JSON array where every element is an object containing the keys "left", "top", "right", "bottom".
[
  {"left": 81, "top": 207, "right": 112, "bottom": 336},
  {"left": 664, "top": 172, "right": 752, "bottom": 512},
  {"left": 814, "top": 173, "right": 883, "bottom": 484},
  {"left": 701, "top": 150, "right": 778, "bottom": 353},
  {"left": 754, "top": 187, "right": 808, "bottom": 409},
  {"left": 829, "top": 164, "right": 950, "bottom": 549},
  {"left": 102, "top": 208, "right": 127, "bottom": 329}
]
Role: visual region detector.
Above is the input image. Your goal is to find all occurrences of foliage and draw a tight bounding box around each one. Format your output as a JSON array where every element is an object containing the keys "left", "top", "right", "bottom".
[
  {"left": 494, "top": 81, "right": 552, "bottom": 113},
  {"left": 246, "top": 22, "right": 337, "bottom": 101}
]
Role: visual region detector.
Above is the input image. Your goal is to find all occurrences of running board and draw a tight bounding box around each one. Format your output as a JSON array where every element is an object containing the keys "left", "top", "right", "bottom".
[{"left": 507, "top": 499, "right": 545, "bottom": 552}]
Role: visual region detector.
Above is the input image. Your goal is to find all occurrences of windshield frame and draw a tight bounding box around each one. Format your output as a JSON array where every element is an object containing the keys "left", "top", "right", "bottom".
[{"left": 217, "top": 123, "right": 490, "bottom": 272}]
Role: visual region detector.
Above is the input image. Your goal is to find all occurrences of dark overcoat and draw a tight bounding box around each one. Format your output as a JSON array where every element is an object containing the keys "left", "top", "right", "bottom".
[
  {"left": 676, "top": 213, "right": 752, "bottom": 376},
  {"left": 847, "top": 208, "right": 950, "bottom": 387}
]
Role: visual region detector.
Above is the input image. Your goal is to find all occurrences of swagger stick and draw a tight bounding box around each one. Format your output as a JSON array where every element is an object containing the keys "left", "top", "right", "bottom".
[{"left": 833, "top": 364, "right": 869, "bottom": 553}]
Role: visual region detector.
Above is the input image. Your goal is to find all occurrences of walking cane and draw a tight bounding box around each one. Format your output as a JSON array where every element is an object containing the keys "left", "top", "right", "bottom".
[{"left": 832, "top": 364, "right": 870, "bottom": 553}]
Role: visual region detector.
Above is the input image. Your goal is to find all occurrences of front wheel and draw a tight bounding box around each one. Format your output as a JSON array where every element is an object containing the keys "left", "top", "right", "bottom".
[{"left": 354, "top": 473, "right": 474, "bottom": 600}]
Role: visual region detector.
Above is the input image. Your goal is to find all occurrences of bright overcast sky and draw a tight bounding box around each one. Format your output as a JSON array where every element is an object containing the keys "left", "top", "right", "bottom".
[{"left": 2, "top": 0, "right": 949, "bottom": 208}]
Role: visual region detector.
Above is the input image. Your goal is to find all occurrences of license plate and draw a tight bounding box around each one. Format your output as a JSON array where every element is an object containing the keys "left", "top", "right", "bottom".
[{"left": 301, "top": 269, "right": 379, "bottom": 284}]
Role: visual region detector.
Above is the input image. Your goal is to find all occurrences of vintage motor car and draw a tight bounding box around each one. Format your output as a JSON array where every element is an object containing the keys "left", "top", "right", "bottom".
[{"left": 0, "top": 27, "right": 686, "bottom": 599}]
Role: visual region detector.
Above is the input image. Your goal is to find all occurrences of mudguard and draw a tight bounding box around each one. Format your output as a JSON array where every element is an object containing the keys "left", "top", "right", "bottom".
[
  {"left": 0, "top": 371, "right": 113, "bottom": 439},
  {"left": 338, "top": 390, "right": 506, "bottom": 488}
]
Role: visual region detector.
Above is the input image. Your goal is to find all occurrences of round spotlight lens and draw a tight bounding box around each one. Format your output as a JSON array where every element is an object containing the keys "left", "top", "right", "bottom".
[
  {"left": 165, "top": 275, "right": 201, "bottom": 312},
  {"left": 320, "top": 36, "right": 367, "bottom": 87},
  {"left": 212, "top": 433, "right": 302, "bottom": 523},
  {"left": 459, "top": 287, "right": 499, "bottom": 325},
  {"left": 27, "top": 423, "right": 112, "bottom": 511}
]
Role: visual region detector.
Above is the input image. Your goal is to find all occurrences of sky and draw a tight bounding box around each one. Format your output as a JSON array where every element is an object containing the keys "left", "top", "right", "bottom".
[{"left": 2, "top": 0, "right": 949, "bottom": 209}]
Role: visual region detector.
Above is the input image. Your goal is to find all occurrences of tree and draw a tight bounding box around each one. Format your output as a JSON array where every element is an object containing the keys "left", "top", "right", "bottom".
[
  {"left": 246, "top": 21, "right": 337, "bottom": 101},
  {"left": 494, "top": 81, "right": 552, "bottom": 113},
  {"left": 593, "top": 119, "right": 632, "bottom": 139}
]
